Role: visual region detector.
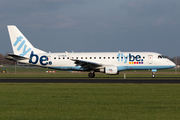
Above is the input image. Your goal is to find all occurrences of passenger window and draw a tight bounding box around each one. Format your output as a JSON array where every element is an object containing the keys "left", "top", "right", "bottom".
[
  {"left": 99, "top": 57, "right": 101, "bottom": 59},
  {"left": 81, "top": 57, "right": 83, "bottom": 59},
  {"left": 67, "top": 57, "right": 69, "bottom": 59},
  {"left": 54, "top": 57, "right": 56, "bottom": 59},
  {"left": 76, "top": 57, "right": 78, "bottom": 59},
  {"left": 90, "top": 57, "right": 92, "bottom": 59},
  {"left": 94, "top": 57, "right": 96, "bottom": 59},
  {"left": 104, "top": 57, "right": 106, "bottom": 59},
  {"left": 112, "top": 57, "right": 114, "bottom": 59}
]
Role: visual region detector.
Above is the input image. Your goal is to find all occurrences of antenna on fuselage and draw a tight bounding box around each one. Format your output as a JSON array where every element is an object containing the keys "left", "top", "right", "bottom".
[{"left": 65, "top": 51, "right": 72, "bottom": 60}]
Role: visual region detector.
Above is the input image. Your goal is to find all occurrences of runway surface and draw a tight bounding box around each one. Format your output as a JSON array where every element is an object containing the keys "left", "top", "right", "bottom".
[{"left": 0, "top": 78, "right": 180, "bottom": 83}]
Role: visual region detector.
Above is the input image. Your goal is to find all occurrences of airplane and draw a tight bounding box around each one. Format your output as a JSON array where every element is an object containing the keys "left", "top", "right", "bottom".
[{"left": 6, "top": 25, "right": 176, "bottom": 78}]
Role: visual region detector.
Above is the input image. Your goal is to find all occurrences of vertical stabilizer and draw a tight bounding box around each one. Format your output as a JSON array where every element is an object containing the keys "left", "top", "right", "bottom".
[{"left": 7, "top": 25, "right": 46, "bottom": 58}]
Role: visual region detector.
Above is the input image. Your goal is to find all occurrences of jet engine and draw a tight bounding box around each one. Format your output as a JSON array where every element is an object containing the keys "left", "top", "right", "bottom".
[{"left": 99, "top": 66, "right": 119, "bottom": 75}]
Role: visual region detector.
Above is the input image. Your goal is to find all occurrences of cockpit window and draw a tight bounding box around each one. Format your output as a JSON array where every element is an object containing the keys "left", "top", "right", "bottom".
[
  {"left": 162, "top": 55, "right": 166, "bottom": 58},
  {"left": 158, "top": 55, "right": 166, "bottom": 59},
  {"left": 158, "top": 55, "right": 162, "bottom": 58}
]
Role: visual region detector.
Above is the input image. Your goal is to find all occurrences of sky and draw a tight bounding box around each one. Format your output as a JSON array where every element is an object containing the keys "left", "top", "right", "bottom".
[{"left": 0, "top": 0, "right": 180, "bottom": 58}]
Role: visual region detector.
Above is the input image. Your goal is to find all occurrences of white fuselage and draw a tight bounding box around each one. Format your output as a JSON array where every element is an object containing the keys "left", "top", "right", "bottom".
[{"left": 18, "top": 52, "right": 175, "bottom": 72}]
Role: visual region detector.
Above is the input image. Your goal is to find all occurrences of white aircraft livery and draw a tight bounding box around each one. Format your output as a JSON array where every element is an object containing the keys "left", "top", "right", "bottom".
[{"left": 6, "top": 25, "right": 176, "bottom": 78}]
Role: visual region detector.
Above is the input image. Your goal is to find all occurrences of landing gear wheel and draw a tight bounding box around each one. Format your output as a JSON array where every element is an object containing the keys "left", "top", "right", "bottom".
[
  {"left": 88, "top": 72, "right": 95, "bottom": 78},
  {"left": 151, "top": 71, "right": 156, "bottom": 78},
  {"left": 152, "top": 74, "right": 155, "bottom": 78}
]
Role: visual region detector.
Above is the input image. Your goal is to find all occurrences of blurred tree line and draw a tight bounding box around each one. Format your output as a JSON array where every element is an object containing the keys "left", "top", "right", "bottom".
[
  {"left": 0, "top": 54, "right": 15, "bottom": 65},
  {"left": 0, "top": 53, "right": 180, "bottom": 66}
]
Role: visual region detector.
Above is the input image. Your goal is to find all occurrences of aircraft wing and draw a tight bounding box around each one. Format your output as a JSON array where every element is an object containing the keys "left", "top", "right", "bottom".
[
  {"left": 65, "top": 51, "right": 102, "bottom": 70},
  {"left": 71, "top": 59, "right": 102, "bottom": 70}
]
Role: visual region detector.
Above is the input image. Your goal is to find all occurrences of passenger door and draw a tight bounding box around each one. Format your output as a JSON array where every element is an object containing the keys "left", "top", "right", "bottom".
[{"left": 148, "top": 55, "right": 153, "bottom": 64}]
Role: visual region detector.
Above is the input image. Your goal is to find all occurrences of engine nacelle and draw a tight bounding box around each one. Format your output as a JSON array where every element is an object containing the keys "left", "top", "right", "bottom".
[{"left": 100, "top": 66, "right": 119, "bottom": 75}]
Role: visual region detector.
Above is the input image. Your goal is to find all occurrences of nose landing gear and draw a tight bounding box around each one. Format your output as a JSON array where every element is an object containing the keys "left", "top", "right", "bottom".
[{"left": 151, "top": 69, "right": 157, "bottom": 78}]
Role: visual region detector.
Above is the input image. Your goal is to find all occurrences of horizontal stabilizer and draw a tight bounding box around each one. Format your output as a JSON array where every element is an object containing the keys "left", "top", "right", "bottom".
[{"left": 5, "top": 53, "right": 29, "bottom": 61}]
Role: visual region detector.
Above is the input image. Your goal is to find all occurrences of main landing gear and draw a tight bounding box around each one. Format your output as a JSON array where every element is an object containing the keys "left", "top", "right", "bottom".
[
  {"left": 88, "top": 72, "right": 95, "bottom": 78},
  {"left": 152, "top": 72, "right": 155, "bottom": 78}
]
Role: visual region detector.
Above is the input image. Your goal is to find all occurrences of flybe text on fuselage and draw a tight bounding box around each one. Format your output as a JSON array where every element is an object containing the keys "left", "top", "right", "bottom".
[{"left": 117, "top": 53, "right": 144, "bottom": 64}]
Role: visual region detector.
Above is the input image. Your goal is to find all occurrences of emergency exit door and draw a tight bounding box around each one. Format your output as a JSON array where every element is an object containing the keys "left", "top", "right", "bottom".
[{"left": 148, "top": 55, "right": 153, "bottom": 64}]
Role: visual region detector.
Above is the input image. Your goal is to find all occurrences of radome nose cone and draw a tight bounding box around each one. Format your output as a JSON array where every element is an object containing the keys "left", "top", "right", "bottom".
[{"left": 170, "top": 61, "right": 176, "bottom": 68}]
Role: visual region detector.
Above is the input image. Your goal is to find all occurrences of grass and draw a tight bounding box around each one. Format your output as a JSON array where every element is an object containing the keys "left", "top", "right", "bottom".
[{"left": 0, "top": 83, "right": 180, "bottom": 120}]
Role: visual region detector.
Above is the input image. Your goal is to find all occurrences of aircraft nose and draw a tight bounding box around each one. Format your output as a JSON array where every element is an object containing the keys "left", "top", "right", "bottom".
[{"left": 169, "top": 60, "right": 176, "bottom": 68}]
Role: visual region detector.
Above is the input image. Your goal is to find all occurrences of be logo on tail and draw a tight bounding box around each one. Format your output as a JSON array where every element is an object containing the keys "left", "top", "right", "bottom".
[{"left": 13, "top": 36, "right": 32, "bottom": 57}]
